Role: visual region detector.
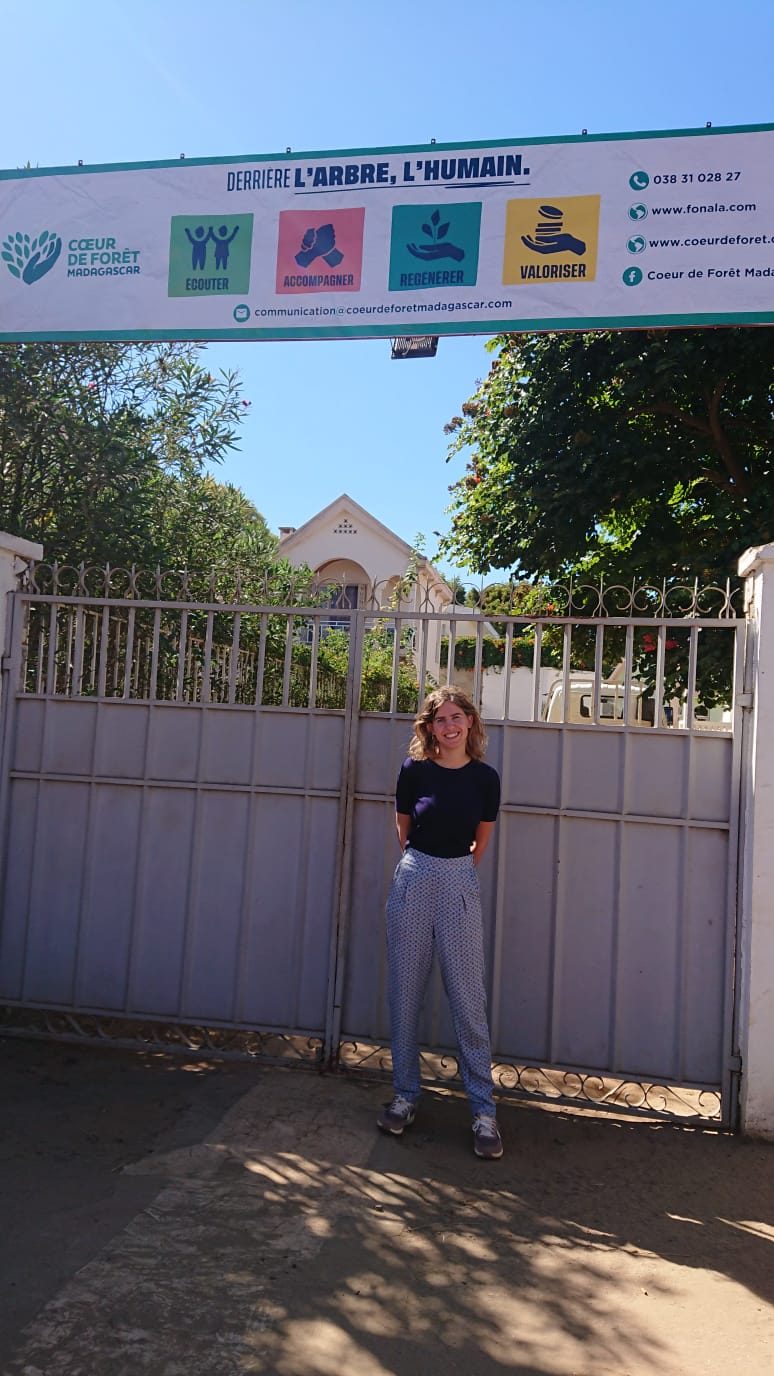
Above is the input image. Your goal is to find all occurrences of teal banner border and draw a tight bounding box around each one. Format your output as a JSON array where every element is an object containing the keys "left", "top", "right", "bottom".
[
  {"left": 3, "top": 311, "right": 774, "bottom": 344},
  {"left": 2, "top": 122, "right": 773, "bottom": 181}
]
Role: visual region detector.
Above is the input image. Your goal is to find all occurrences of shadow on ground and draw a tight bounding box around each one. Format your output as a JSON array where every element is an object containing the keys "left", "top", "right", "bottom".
[{"left": 1, "top": 1038, "right": 772, "bottom": 1375}]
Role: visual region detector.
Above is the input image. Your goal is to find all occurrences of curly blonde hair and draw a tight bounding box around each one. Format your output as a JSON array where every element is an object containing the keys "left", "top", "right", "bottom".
[{"left": 408, "top": 685, "right": 488, "bottom": 761}]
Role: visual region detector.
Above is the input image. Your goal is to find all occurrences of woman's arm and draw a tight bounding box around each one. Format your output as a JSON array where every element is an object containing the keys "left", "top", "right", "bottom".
[
  {"left": 395, "top": 812, "right": 411, "bottom": 852},
  {"left": 471, "top": 820, "right": 496, "bottom": 866}
]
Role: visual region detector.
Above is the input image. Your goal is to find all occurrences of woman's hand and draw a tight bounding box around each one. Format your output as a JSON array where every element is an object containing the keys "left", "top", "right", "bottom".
[
  {"left": 396, "top": 812, "right": 411, "bottom": 852},
  {"left": 471, "top": 820, "right": 496, "bottom": 866}
]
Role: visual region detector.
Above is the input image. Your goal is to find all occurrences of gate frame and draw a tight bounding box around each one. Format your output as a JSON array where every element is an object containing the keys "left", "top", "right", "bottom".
[{"left": 0, "top": 541, "right": 766, "bottom": 1133}]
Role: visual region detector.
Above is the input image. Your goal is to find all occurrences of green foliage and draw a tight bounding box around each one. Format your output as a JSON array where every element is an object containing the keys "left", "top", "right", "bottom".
[
  {"left": 630, "top": 625, "right": 734, "bottom": 711},
  {"left": 440, "top": 632, "right": 561, "bottom": 672},
  {"left": 358, "top": 622, "right": 421, "bottom": 712},
  {"left": 0, "top": 340, "right": 269, "bottom": 569},
  {"left": 440, "top": 327, "right": 774, "bottom": 587},
  {"left": 305, "top": 623, "right": 421, "bottom": 713},
  {"left": 386, "top": 532, "right": 426, "bottom": 608}
]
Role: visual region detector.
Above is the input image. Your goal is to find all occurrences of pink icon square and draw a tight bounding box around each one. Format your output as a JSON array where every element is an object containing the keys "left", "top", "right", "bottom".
[{"left": 276, "top": 208, "right": 365, "bottom": 294}]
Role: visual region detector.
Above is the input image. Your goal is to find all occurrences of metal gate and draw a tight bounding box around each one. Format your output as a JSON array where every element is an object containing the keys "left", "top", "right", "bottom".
[{"left": 0, "top": 565, "right": 745, "bottom": 1125}]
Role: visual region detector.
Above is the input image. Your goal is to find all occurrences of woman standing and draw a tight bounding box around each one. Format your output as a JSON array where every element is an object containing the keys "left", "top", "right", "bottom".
[{"left": 377, "top": 685, "right": 503, "bottom": 1159}]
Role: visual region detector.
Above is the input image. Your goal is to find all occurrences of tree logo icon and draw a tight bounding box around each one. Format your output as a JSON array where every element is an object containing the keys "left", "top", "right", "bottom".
[{"left": 2, "top": 229, "right": 62, "bottom": 284}]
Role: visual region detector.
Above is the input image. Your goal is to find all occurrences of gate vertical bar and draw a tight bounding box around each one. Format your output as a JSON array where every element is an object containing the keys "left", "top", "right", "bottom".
[{"left": 322, "top": 607, "right": 365, "bottom": 1067}]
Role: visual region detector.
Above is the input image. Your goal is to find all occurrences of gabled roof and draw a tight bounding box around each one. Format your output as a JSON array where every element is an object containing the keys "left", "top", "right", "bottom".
[
  {"left": 278, "top": 493, "right": 416, "bottom": 559},
  {"left": 278, "top": 494, "right": 454, "bottom": 599}
]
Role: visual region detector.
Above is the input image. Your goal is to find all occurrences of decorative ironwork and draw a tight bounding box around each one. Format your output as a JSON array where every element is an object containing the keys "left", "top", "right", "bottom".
[
  {"left": 0, "top": 1008, "right": 723, "bottom": 1121},
  {"left": 338, "top": 1040, "right": 722, "bottom": 1123},
  {"left": 19, "top": 560, "right": 324, "bottom": 606},
  {"left": 18, "top": 560, "right": 742, "bottom": 619},
  {"left": 0, "top": 1006, "right": 323, "bottom": 1065},
  {"left": 492, "top": 1061, "right": 721, "bottom": 1121},
  {"left": 445, "top": 574, "right": 742, "bottom": 620}
]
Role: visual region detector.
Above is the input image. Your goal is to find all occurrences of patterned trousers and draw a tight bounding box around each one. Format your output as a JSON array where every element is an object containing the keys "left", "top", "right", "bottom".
[{"left": 385, "top": 847, "right": 497, "bottom": 1117}]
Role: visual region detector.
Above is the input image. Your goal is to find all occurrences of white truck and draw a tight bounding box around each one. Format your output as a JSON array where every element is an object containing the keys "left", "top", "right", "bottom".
[{"left": 541, "top": 674, "right": 730, "bottom": 730}]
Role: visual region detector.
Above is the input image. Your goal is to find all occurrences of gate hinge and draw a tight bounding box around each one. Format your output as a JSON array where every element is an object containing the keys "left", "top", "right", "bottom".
[
  {"left": 736, "top": 692, "right": 754, "bottom": 710},
  {"left": 726, "top": 1053, "right": 742, "bottom": 1073},
  {"left": 0, "top": 655, "right": 10, "bottom": 673}
]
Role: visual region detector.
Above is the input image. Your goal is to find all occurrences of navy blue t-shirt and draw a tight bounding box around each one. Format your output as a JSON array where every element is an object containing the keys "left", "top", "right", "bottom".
[{"left": 395, "top": 756, "right": 501, "bottom": 858}]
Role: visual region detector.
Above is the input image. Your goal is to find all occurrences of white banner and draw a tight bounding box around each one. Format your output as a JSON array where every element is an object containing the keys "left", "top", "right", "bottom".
[{"left": 1, "top": 124, "right": 774, "bottom": 342}]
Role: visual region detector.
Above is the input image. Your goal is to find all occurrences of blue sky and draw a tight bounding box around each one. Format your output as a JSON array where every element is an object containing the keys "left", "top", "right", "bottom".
[{"left": 1, "top": 0, "right": 773, "bottom": 576}]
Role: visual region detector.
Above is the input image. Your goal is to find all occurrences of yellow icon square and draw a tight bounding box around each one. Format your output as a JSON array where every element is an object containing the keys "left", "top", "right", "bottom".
[{"left": 503, "top": 196, "right": 600, "bottom": 285}]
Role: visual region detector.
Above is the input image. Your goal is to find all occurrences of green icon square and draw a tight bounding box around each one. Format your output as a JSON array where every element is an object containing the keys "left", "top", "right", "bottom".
[
  {"left": 389, "top": 202, "right": 481, "bottom": 291},
  {"left": 168, "top": 215, "right": 253, "bottom": 297}
]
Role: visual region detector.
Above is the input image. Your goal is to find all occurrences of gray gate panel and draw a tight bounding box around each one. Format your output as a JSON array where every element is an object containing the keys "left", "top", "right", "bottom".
[
  {"left": 490, "top": 810, "right": 557, "bottom": 1061},
  {"left": 94, "top": 703, "right": 149, "bottom": 779},
  {"left": 147, "top": 708, "right": 201, "bottom": 782},
  {"left": 690, "top": 737, "right": 733, "bottom": 822},
  {"left": 180, "top": 789, "right": 249, "bottom": 1020},
  {"left": 238, "top": 792, "right": 338, "bottom": 1030},
  {"left": 354, "top": 715, "right": 413, "bottom": 796},
  {"left": 252, "top": 712, "right": 342, "bottom": 792},
  {"left": 128, "top": 786, "right": 197, "bottom": 1015},
  {"left": 0, "top": 779, "right": 38, "bottom": 998},
  {"left": 306, "top": 713, "right": 347, "bottom": 793},
  {"left": 75, "top": 784, "right": 143, "bottom": 1009},
  {"left": 342, "top": 797, "right": 393, "bottom": 1040},
  {"left": 23, "top": 781, "right": 90, "bottom": 1004},
  {"left": 41, "top": 700, "right": 96, "bottom": 776},
  {"left": 294, "top": 795, "right": 341, "bottom": 1025},
  {"left": 615, "top": 822, "right": 683, "bottom": 1077},
  {"left": 624, "top": 733, "right": 689, "bottom": 817},
  {"left": 13, "top": 700, "right": 45, "bottom": 775},
  {"left": 681, "top": 827, "right": 728, "bottom": 1082},
  {"left": 564, "top": 732, "right": 624, "bottom": 814},
  {"left": 199, "top": 712, "right": 254, "bottom": 787},
  {"left": 500, "top": 725, "right": 561, "bottom": 809},
  {"left": 552, "top": 817, "right": 619, "bottom": 1068}
]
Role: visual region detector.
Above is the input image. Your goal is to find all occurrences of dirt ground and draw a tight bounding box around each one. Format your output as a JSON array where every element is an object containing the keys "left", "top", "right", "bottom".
[{"left": 1, "top": 1035, "right": 773, "bottom": 1376}]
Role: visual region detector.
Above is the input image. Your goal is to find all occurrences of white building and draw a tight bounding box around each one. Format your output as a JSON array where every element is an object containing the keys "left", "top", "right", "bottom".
[
  {"left": 276, "top": 494, "right": 455, "bottom": 681},
  {"left": 277, "top": 493, "right": 503, "bottom": 697},
  {"left": 277, "top": 493, "right": 451, "bottom": 611}
]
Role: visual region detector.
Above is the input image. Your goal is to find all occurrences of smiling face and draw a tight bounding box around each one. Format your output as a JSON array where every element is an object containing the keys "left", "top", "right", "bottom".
[{"left": 430, "top": 699, "right": 473, "bottom": 755}]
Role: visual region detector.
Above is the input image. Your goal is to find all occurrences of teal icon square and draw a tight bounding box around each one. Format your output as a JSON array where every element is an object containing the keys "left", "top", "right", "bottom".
[
  {"left": 168, "top": 215, "right": 253, "bottom": 297},
  {"left": 389, "top": 202, "right": 481, "bottom": 291}
]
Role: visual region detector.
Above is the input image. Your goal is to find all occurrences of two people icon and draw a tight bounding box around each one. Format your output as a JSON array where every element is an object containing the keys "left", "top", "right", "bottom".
[{"left": 185, "top": 224, "right": 239, "bottom": 272}]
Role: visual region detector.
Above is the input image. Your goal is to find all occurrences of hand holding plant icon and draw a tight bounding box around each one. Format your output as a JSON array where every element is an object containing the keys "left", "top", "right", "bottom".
[
  {"left": 407, "top": 209, "right": 465, "bottom": 262},
  {"left": 2, "top": 229, "right": 62, "bottom": 284}
]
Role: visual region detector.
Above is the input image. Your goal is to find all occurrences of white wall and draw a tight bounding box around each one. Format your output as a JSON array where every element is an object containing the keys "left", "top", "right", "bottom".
[
  {"left": 738, "top": 544, "right": 774, "bottom": 1138},
  {"left": 481, "top": 665, "right": 561, "bottom": 721}
]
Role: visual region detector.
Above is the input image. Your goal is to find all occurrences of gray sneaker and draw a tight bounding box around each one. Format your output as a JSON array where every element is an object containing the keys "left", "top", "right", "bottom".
[
  {"left": 472, "top": 1113, "right": 503, "bottom": 1159},
  {"left": 377, "top": 1095, "right": 416, "bottom": 1135}
]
